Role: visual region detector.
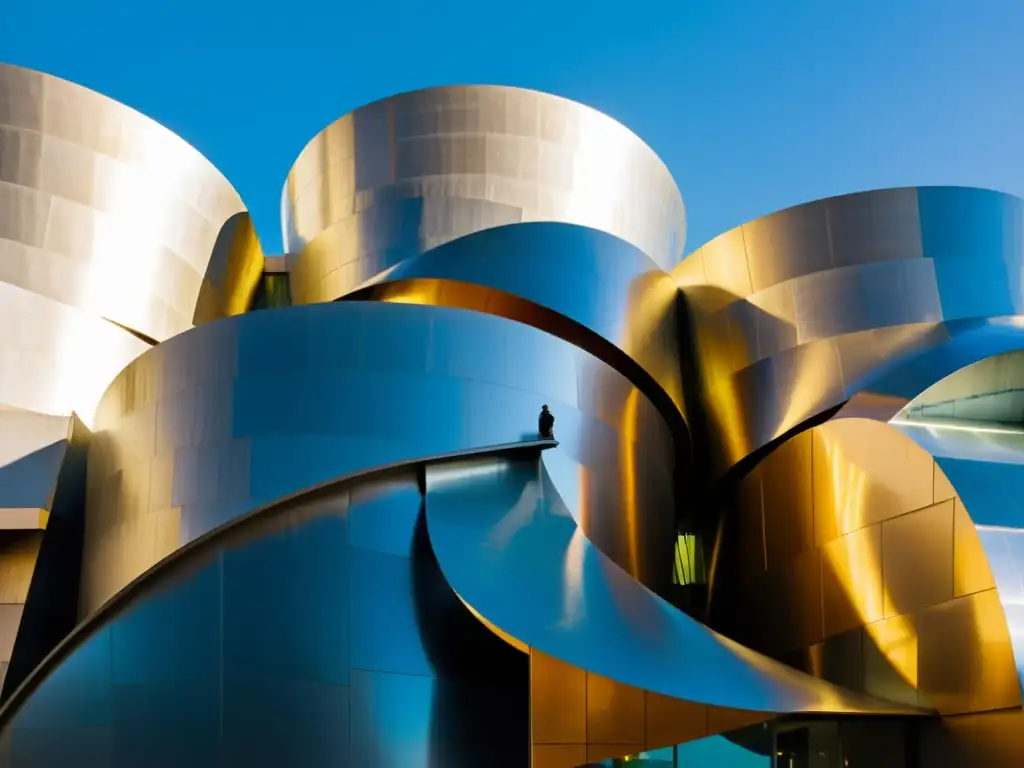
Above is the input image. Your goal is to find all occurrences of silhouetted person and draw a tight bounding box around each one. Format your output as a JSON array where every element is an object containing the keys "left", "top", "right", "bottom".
[{"left": 538, "top": 405, "right": 555, "bottom": 440}]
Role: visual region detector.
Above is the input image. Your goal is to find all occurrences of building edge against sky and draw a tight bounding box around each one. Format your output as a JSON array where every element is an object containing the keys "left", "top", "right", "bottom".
[{"left": 0, "top": 60, "right": 1023, "bottom": 766}]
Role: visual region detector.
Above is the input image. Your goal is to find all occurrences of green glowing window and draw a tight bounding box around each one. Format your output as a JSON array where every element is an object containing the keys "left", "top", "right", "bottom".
[{"left": 672, "top": 533, "right": 705, "bottom": 586}]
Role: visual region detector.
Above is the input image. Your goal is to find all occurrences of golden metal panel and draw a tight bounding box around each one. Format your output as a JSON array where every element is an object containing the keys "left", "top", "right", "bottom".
[
  {"left": 811, "top": 419, "right": 934, "bottom": 546},
  {"left": 705, "top": 707, "right": 773, "bottom": 735},
  {"left": 761, "top": 430, "right": 814, "bottom": 566},
  {"left": 882, "top": 500, "right": 954, "bottom": 617},
  {"left": 736, "top": 467, "right": 767, "bottom": 580},
  {"left": 770, "top": 546, "right": 824, "bottom": 653},
  {"left": 821, "top": 524, "right": 884, "bottom": 637},
  {"left": 863, "top": 614, "right": 919, "bottom": 707},
  {"left": 969, "top": 588, "right": 1021, "bottom": 713},
  {"left": 587, "top": 744, "right": 639, "bottom": 763},
  {"left": 953, "top": 498, "right": 996, "bottom": 597},
  {"left": 530, "top": 650, "right": 586, "bottom": 745},
  {"left": 919, "top": 589, "right": 1021, "bottom": 715},
  {"left": 585, "top": 672, "right": 645, "bottom": 747},
  {"left": 0, "top": 533, "right": 41, "bottom": 603},
  {"left": 699, "top": 226, "right": 752, "bottom": 299},
  {"left": 934, "top": 463, "right": 957, "bottom": 504},
  {"left": 644, "top": 691, "right": 708, "bottom": 748},
  {"left": 532, "top": 744, "right": 587, "bottom": 768},
  {"left": 809, "top": 627, "right": 864, "bottom": 692}
]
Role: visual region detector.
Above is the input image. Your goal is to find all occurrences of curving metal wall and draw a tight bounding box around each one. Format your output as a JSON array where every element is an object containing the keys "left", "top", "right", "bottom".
[
  {"left": 707, "top": 417, "right": 1019, "bottom": 715},
  {"left": 675, "top": 186, "right": 1024, "bottom": 475},
  {"left": 80, "top": 301, "right": 676, "bottom": 615},
  {"left": 352, "top": 222, "right": 686, "bottom": 426},
  {"left": 282, "top": 84, "right": 686, "bottom": 306},
  {"left": 0, "top": 464, "right": 529, "bottom": 767},
  {"left": 0, "top": 63, "right": 264, "bottom": 425}
]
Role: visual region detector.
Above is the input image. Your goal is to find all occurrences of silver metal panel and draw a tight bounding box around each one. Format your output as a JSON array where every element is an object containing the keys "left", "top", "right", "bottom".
[
  {"left": 283, "top": 85, "right": 686, "bottom": 307},
  {"left": 81, "top": 301, "right": 675, "bottom": 614},
  {"left": 0, "top": 282, "right": 148, "bottom": 426},
  {"left": 0, "top": 63, "right": 259, "bottom": 343},
  {"left": 0, "top": 410, "right": 69, "bottom": 470},
  {"left": 424, "top": 449, "right": 923, "bottom": 715},
  {"left": 356, "top": 221, "right": 685, "bottom": 420},
  {"left": 677, "top": 186, "right": 1024, "bottom": 476},
  {"left": 2, "top": 456, "right": 529, "bottom": 766}
]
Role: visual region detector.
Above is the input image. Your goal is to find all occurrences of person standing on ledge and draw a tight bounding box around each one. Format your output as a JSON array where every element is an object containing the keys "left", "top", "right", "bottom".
[{"left": 538, "top": 405, "right": 555, "bottom": 440}]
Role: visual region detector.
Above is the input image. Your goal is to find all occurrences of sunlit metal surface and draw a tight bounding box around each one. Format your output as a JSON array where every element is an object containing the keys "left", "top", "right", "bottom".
[
  {"left": 424, "top": 449, "right": 924, "bottom": 715},
  {"left": 191, "top": 211, "right": 265, "bottom": 325},
  {"left": 0, "top": 283, "right": 148, "bottom": 426},
  {"left": 0, "top": 62, "right": 256, "bottom": 343},
  {"left": 708, "top": 417, "right": 1020, "bottom": 715},
  {"left": 0, "top": 459, "right": 530, "bottom": 766},
  {"left": 899, "top": 348, "right": 1024, "bottom": 425},
  {"left": 283, "top": 85, "right": 686, "bottom": 305},
  {"left": 353, "top": 222, "right": 685, "bottom": 423},
  {"left": 81, "top": 301, "right": 675, "bottom": 615},
  {"left": 675, "top": 187, "right": 1024, "bottom": 474}
]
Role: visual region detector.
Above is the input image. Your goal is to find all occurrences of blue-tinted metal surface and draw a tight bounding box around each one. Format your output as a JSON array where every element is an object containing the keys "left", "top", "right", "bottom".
[
  {"left": 0, "top": 461, "right": 529, "bottom": 767},
  {"left": 82, "top": 301, "right": 675, "bottom": 614},
  {"left": 423, "top": 450, "right": 924, "bottom": 715},
  {"left": 895, "top": 419, "right": 1024, "bottom": 695},
  {"left": 355, "top": 222, "right": 685, "bottom": 421},
  {"left": 676, "top": 187, "right": 1024, "bottom": 474}
]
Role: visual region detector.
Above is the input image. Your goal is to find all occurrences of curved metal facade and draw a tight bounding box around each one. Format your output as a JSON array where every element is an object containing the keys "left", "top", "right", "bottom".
[
  {"left": 282, "top": 84, "right": 686, "bottom": 305},
  {"left": 1, "top": 64, "right": 1024, "bottom": 767},
  {"left": 80, "top": 301, "right": 676, "bottom": 615},
  {"left": 675, "top": 186, "right": 1024, "bottom": 474},
  {"left": 0, "top": 63, "right": 264, "bottom": 425}
]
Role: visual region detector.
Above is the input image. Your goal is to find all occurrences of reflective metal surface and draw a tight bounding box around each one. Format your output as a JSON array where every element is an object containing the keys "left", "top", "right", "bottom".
[
  {"left": 0, "top": 461, "right": 529, "bottom": 767},
  {"left": 424, "top": 449, "right": 924, "bottom": 715},
  {"left": 0, "top": 62, "right": 253, "bottom": 342},
  {"left": 283, "top": 85, "right": 687, "bottom": 307},
  {"left": 0, "top": 283, "right": 148, "bottom": 426},
  {"left": 900, "top": 348, "right": 1024, "bottom": 425},
  {"left": 707, "top": 417, "right": 1019, "bottom": 715},
  {"left": 82, "top": 301, "right": 675, "bottom": 614},
  {"left": 675, "top": 187, "right": 1024, "bottom": 474},
  {"left": 354, "top": 222, "right": 685, "bottom": 423}
]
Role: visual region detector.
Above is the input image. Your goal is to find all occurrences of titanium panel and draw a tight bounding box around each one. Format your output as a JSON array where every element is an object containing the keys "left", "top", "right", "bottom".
[
  {"left": 81, "top": 301, "right": 675, "bottom": 614},
  {"left": 353, "top": 221, "right": 685, "bottom": 421},
  {"left": 676, "top": 187, "right": 1024, "bottom": 475},
  {"left": 283, "top": 85, "right": 687, "bottom": 307},
  {"left": 711, "top": 416, "right": 1019, "bottom": 715},
  {"left": 424, "top": 450, "right": 924, "bottom": 714},
  {"left": 585, "top": 672, "right": 645, "bottom": 747},
  {"left": 2, "top": 459, "right": 530, "bottom": 766},
  {"left": 0, "top": 282, "right": 148, "bottom": 426},
  {"left": 530, "top": 650, "right": 587, "bottom": 745},
  {"left": 880, "top": 500, "right": 954, "bottom": 618},
  {"left": 0, "top": 63, "right": 254, "bottom": 342}
]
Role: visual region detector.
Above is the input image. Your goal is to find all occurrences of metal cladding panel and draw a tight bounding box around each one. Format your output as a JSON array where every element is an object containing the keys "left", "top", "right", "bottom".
[
  {"left": 0, "top": 63, "right": 260, "bottom": 343},
  {"left": 423, "top": 450, "right": 923, "bottom": 715},
  {"left": 354, "top": 222, "right": 685, "bottom": 423},
  {"left": 0, "top": 282, "right": 148, "bottom": 426},
  {"left": 282, "top": 85, "right": 686, "bottom": 303},
  {"left": 1, "top": 469, "right": 528, "bottom": 766},
  {"left": 81, "top": 301, "right": 675, "bottom": 615},
  {"left": 676, "top": 186, "right": 1024, "bottom": 474},
  {"left": 712, "top": 417, "right": 1021, "bottom": 716}
]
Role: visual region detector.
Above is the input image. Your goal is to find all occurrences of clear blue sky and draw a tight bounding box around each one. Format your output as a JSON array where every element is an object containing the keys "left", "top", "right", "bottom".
[{"left": 3, "top": 0, "right": 1023, "bottom": 256}]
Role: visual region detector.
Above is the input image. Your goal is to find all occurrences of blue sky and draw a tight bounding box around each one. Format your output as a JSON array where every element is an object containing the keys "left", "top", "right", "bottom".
[{"left": 3, "top": 0, "right": 1023, "bottom": 256}]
